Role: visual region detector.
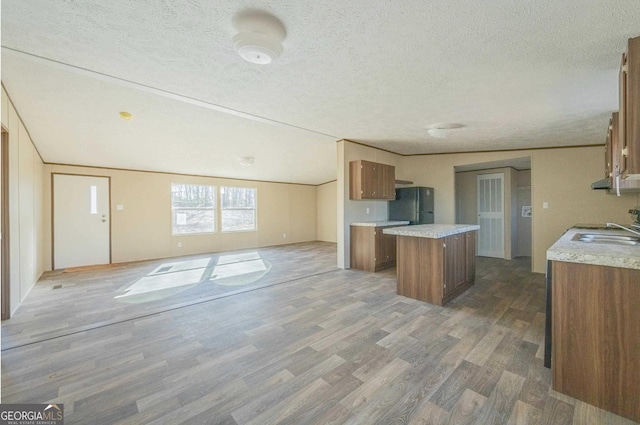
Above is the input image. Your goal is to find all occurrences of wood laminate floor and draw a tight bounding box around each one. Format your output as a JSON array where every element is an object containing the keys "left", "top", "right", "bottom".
[{"left": 1, "top": 243, "right": 637, "bottom": 425}]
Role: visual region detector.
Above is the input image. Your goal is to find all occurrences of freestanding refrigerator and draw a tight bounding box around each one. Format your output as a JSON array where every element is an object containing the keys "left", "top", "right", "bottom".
[{"left": 388, "top": 187, "right": 434, "bottom": 224}]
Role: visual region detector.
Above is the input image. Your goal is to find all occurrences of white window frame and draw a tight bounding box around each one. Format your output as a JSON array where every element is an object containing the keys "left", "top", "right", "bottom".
[
  {"left": 171, "top": 183, "right": 217, "bottom": 235},
  {"left": 220, "top": 186, "right": 257, "bottom": 233}
]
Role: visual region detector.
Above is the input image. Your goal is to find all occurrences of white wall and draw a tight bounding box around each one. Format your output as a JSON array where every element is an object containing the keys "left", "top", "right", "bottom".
[{"left": 2, "top": 86, "right": 46, "bottom": 315}]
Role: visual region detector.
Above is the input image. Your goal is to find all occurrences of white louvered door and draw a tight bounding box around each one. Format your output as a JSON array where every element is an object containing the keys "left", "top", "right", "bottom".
[{"left": 477, "top": 173, "right": 505, "bottom": 258}]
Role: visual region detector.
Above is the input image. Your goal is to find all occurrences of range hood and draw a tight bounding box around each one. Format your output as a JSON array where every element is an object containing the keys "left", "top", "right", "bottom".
[{"left": 591, "top": 178, "right": 611, "bottom": 190}]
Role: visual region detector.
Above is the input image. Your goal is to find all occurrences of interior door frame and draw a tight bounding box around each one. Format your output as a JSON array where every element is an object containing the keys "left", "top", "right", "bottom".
[
  {"left": 476, "top": 172, "right": 505, "bottom": 258},
  {"left": 1, "top": 128, "right": 10, "bottom": 320},
  {"left": 51, "top": 172, "right": 112, "bottom": 270}
]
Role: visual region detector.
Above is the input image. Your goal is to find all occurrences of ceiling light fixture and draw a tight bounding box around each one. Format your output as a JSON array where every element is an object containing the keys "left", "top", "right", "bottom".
[
  {"left": 426, "top": 123, "right": 464, "bottom": 138},
  {"left": 239, "top": 156, "right": 255, "bottom": 166},
  {"left": 233, "top": 10, "right": 286, "bottom": 65},
  {"left": 119, "top": 111, "right": 133, "bottom": 121}
]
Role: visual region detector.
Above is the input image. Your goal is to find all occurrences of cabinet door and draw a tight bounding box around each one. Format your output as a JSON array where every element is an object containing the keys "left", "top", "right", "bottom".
[
  {"left": 453, "top": 235, "right": 466, "bottom": 290},
  {"left": 381, "top": 230, "right": 396, "bottom": 264},
  {"left": 621, "top": 36, "right": 640, "bottom": 179},
  {"left": 443, "top": 235, "right": 457, "bottom": 297},
  {"left": 445, "top": 232, "right": 475, "bottom": 297},
  {"left": 386, "top": 231, "right": 397, "bottom": 263},
  {"left": 465, "top": 231, "right": 476, "bottom": 284},
  {"left": 349, "top": 160, "right": 363, "bottom": 200},
  {"left": 374, "top": 229, "right": 397, "bottom": 271},
  {"left": 383, "top": 164, "right": 396, "bottom": 200},
  {"left": 605, "top": 115, "right": 613, "bottom": 183},
  {"left": 362, "top": 161, "right": 377, "bottom": 198},
  {"left": 350, "top": 226, "right": 376, "bottom": 272}
]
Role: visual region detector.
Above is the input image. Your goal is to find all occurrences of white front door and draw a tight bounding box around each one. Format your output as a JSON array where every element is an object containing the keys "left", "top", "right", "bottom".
[
  {"left": 477, "top": 173, "right": 505, "bottom": 258},
  {"left": 54, "top": 174, "right": 110, "bottom": 269}
]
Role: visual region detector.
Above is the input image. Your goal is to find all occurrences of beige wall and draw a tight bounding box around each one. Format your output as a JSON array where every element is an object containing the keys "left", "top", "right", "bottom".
[
  {"left": 516, "top": 170, "right": 532, "bottom": 257},
  {"left": 317, "top": 180, "right": 337, "bottom": 243},
  {"left": 402, "top": 147, "right": 639, "bottom": 273},
  {"left": 2, "top": 86, "right": 46, "bottom": 315},
  {"left": 42, "top": 164, "right": 319, "bottom": 269},
  {"left": 530, "top": 147, "right": 639, "bottom": 272}
]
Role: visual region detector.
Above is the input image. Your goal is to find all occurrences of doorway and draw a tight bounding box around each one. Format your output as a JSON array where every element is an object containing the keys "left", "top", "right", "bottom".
[
  {"left": 455, "top": 157, "right": 532, "bottom": 263},
  {"left": 477, "top": 173, "right": 505, "bottom": 258},
  {"left": 1, "top": 129, "right": 9, "bottom": 319},
  {"left": 53, "top": 174, "right": 111, "bottom": 269}
]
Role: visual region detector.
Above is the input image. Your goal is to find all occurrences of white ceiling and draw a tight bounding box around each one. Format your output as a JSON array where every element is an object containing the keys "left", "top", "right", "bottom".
[{"left": 2, "top": 1, "right": 639, "bottom": 185}]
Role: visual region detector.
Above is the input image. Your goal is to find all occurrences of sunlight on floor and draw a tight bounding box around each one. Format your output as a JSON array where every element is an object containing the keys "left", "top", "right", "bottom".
[
  {"left": 211, "top": 253, "right": 271, "bottom": 286},
  {"left": 114, "top": 253, "right": 272, "bottom": 303}
]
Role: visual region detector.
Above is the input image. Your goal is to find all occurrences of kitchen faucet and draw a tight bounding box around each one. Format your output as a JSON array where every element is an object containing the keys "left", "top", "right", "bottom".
[{"left": 606, "top": 222, "right": 640, "bottom": 237}]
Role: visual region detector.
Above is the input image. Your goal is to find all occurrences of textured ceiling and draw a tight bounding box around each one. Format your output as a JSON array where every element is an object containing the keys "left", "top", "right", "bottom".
[{"left": 2, "top": 1, "right": 639, "bottom": 184}]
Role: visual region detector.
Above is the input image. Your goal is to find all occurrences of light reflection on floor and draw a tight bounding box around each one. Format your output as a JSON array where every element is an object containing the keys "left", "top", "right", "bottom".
[{"left": 115, "top": 253, "right": 272, "bottom": 303}]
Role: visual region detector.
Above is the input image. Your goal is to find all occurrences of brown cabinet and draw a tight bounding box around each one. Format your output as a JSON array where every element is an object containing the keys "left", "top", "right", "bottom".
[
  {"left": 619, "top": 36, "right": 640, "bottom": 180},
  {"left": 396, "top": 230, "right": 477, "bottom": 306},
  {"left": 605, "top": 112, "right": 616, "bottom": 186},
  {"left": 604, "top": 110, "right": 640, "bottom": 191},
  {"left": 350, "top": 225, "right": 400, "bottom": 272},
  {"left": 552, "top": 261, "right": 640, "bottom": 422},
  {"left": 443, "top": 232, "right": 476, "bottom": 300},
  {"left": 349, "top": 160, "right": 396, "bottom": 200}
]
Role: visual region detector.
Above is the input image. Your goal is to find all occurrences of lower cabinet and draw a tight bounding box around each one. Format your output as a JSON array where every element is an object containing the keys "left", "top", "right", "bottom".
[
  {"left": 350, "top": 226, "right": 398, "bottom": 272},
  {"left": 397, "top": 230, "right": 477, "bottom": 306},
  {"left": 443, "top": 232, "right": 476, "bottom": 300},
  {"left": 552, "top": 261, "right": 640, "bottom": 422}
]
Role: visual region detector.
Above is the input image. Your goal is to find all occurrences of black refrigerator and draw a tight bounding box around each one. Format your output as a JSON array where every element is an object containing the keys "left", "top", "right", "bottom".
[{"left": 388, "top": 187, "right": 434, "bottom": 225}]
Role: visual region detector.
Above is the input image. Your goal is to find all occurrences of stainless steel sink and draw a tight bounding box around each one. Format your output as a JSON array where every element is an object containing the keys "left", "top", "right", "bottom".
[{"left": 572, "top": 233, "right": 640, "bottom": 246}]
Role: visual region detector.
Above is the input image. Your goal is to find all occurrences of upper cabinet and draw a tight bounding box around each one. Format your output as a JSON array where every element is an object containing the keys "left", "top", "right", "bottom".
[
  {"left": 349, "top": 160, "right": 396, "bottom": 200},
  {"left": 620, "top": 36, "right": 640, "bottom": 180},
  {"left": 605, "top": 111, "right": 640, "bottom": 192},
  {"left": 605, "top": 112, "right": 614, "bottom": 184}
]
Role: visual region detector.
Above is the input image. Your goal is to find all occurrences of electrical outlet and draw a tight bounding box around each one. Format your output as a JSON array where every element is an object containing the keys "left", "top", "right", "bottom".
[
  {"left": 283, "top": 233, "right": 287, "bottom": 238},
  {"left": 543, "top": 202, "right": 549, "bottom": 209},
  {"left": 177, "top": 242, "right": 182, "bottom": 248},
  {"left": 366, "top": 208, "right": 370, "bottom": 214}
]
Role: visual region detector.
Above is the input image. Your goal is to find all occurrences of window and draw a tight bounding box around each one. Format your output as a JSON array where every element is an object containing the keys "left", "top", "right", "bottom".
[
  {"left": 220, "top": 186, "right": 257, "bottom": 232},
  {"left": 171, "top": 183, "right": 216, "bottom": 234}
]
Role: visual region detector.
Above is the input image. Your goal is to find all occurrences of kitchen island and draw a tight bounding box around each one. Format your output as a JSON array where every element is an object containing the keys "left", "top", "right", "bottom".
[{"left": 383, "top": 224, "right": 479, "bottom": 306}]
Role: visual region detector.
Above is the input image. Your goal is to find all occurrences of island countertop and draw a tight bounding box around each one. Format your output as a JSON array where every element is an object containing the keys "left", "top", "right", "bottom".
[
  {"left": 547, "top": 227, "right": 640, "bottom": 270},
  {"left": 383, "top": 224, "right": 480, "bottom": 239},
  {"left": 350, "top": 220, "right": 410, "bottom": 227}
]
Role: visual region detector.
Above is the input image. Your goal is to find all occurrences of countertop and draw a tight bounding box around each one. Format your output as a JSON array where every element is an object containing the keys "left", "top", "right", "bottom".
[
  {"left": 547, "top": 227, "right": 640, "bottom": 270},
  {"left": 383, "top": 224, "right": 480, "bottom": 238},
  {"left": 350, "top": 220, "right": 410, "bottom": 227}
]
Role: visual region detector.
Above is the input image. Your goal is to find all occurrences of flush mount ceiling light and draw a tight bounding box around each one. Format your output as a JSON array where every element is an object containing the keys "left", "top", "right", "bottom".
[
  {"left": 426, "top": 123, "right": 464, "bottom": 138},
  {"left": 119, "top": 111, "right": 133, "bottom": 121},
  {"left": 233, "top": 10, "right": 286, "bottom": 65},
  {"left": 239, "top": 156, "right": 255, "bottom": 166}
]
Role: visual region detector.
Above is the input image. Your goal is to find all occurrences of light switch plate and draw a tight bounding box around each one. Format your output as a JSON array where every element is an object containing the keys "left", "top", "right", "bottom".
[
  {"left": 543, "top": 202, "right": 549, "bottom": 209},
  {"left": 116, "top": 204, "right": 124, "bottom": 211}
]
